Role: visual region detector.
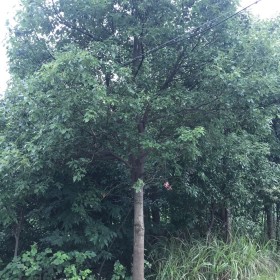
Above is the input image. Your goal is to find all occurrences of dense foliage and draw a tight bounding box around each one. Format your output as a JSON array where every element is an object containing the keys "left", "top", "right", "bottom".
[{"left": 0, "top": 0, "right": 280, "bottom": 279}]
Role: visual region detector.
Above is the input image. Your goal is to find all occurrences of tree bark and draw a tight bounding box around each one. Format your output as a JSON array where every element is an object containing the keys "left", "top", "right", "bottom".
[
  {"left": 276, "top": 203, "right": 280, "bottom": 247},
  {"left": 13, "top": 210, "right": 23, "bottom": 259},
  {"left": 14, "top": 234, "right": 20, "bottom": 259},
  {"left": 131, "top": 153, "right": 146, "bottom": 280},
  {"left": 265, "top": 204, "right": 275, "bottom": 240},
  {"left": 225, "top": 207, "right": 232, "bottom": 243},
  {"left": 133, "top": 187, "right": 145, "bottom": 280},
  {"left": 131, "top": 31, "right": 148, "bottom": 279},
  {"left": 206, "top": 203, "right": 215, "bottom": 242}
]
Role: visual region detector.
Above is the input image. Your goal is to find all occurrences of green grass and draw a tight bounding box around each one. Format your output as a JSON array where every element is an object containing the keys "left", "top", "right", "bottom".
[
  {"left": 254, "top": 272, "right": 280, "bottom": 280},
  {"left": 147, "top": 237, "right": 280, "bottom": 280}
]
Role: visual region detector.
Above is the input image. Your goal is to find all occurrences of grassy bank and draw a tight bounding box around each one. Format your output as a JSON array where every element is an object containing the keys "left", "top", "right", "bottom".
[{"left": 147, "top": 237, "right": 280, "bottom": 280}]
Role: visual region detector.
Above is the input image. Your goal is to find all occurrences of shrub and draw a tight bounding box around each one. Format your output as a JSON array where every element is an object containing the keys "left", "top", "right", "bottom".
[{"left": 0, "top": 244, "right": 96, "bottom": 280}]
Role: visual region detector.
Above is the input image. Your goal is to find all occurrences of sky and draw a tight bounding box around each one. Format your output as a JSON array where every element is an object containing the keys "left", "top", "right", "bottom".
[
  {"left": 0, "top": 0, "right": 19, "bottom": 94},
  {"left": 0, "top": 0, "right": 279, "bottom": 95},
  {"left": 241, "top": 0, "right": 280, "bottom": 18}
]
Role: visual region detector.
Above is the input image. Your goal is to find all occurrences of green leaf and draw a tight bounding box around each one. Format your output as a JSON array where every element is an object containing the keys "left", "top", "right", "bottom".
[{"left": 132, "top": 179, "right": 145, "bottom": 193}]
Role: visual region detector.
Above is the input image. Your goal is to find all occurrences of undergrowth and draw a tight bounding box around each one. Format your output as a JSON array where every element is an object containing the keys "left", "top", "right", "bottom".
[{"left": 147, "top": 236, "right": 280, "bottom": 280}]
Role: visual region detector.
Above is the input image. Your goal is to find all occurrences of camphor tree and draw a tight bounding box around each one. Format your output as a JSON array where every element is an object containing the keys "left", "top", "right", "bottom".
[{"left": 2, "top": 0, "right": 280, "bottom": 279}]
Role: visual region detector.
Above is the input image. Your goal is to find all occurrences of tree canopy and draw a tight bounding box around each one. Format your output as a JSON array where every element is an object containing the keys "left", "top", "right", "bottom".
[{"left": 0, "top": 0, "right": 280, "bottom": 279}]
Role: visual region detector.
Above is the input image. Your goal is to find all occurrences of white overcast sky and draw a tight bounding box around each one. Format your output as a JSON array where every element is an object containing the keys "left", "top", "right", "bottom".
[{"left": 0, "top": 0, "right": 279, "bottom": 95}]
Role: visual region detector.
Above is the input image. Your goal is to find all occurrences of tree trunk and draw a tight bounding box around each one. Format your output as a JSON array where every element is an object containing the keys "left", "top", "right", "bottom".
[
  {"left": 131, "top": 153, "right": 146, "bottom": 280},
  {"left": 133, "top": 187, "right": 145, "bottom": 280},
  {"left": 13, "top": 210, "right": 23, "bottom": 259},
  {"left": 220, "top": 205, "right": 232, "bottom": 243},
  {"left": 225, "top": 207, "right": 232, "bottom": 243},
  {"left": 265, "top": 204, "right": 274, "bottom": 240},
  {"left": 14, "top": 234, "right": 20, "bottom": 259},
  {"left": 206, "top": 203, "right": 215, "bottom": 242},
  {"left": 276, "top": 203, "right": 280, "bottom": 247},
  {"left": 131, "top": 31, "right": 147, "bottom": 277}
]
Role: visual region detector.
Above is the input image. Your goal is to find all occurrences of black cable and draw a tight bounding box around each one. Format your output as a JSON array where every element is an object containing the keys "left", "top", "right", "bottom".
[{"left": 123, "top": 0, "right": 263, "bottom": 66}]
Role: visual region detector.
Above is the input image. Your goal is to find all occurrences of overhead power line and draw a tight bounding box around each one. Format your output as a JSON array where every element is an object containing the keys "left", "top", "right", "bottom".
[{"left": 124, "top": 0, "right": 263, "bottom": 65}]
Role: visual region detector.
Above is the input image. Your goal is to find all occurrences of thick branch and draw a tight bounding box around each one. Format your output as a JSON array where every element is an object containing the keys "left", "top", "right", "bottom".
[
  {"left": 132, "top": 35, "right": 145, "bottom": 78},
  {"left": 160, "top": 46, "right": 186, "bottom": 91}
]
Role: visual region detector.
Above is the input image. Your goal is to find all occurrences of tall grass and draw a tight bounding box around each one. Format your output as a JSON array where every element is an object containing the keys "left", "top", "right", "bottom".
[{"left": 147, "top": 237, "right": 280, "bottom": 280}]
